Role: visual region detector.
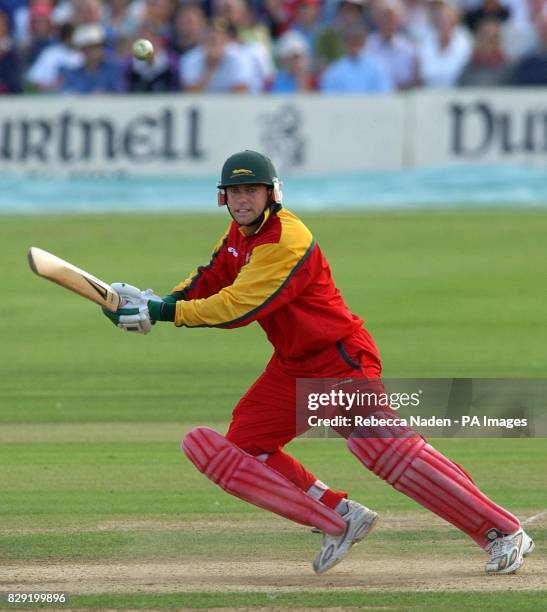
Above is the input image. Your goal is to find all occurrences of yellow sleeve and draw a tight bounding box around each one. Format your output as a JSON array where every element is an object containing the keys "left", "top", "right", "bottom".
[{"left": 174, "top": 238, "right": 316, "bottom": 328}]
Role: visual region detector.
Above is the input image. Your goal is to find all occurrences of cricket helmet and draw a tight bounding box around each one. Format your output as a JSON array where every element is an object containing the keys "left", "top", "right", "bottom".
[{"left": 218, "top": 150, "right": 283, "bottom": 206}]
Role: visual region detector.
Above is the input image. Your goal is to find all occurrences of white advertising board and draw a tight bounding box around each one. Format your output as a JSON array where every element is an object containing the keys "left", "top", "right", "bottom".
[
  {"left": 0, "top": 94, "right": 405, "bottom": 177},
  {"left": 2, "top": 91, "right": 545, "bottom": 177},
  {"left": 409, "top": 89, "right": 547, "bottom": 167}
]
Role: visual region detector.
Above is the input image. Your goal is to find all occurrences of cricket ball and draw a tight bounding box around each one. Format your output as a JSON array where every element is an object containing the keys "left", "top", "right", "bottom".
[{"left": 132, "top": 38, "right": 154, "bottom": 61}]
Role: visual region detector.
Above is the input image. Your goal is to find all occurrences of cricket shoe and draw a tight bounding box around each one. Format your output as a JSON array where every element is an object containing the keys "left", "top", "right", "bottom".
[
  {"left": 485, "top": 528, "right": 533, "bottom": 574},
  {"left": 312, "top": 500, "right": 379, "bottom": 575},
  {"left": 523, "top": 530, "right": 535, "bottom": 557}
]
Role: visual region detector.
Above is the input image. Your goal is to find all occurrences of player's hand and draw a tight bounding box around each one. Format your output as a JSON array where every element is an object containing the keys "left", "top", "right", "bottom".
[
  {"left": 112, "top": 282, "right": 162, "bottom": 305},
  {"left": 102, "top": 282, "right": 161, "bottom": 334}
]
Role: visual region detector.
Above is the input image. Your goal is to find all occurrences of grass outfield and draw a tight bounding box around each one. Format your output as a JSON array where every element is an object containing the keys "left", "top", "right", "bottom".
[{"left": 1, "top": 211, "right": 546, "bottom": 610}]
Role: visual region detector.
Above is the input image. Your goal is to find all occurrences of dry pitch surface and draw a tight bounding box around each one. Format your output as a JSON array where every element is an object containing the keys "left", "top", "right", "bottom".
[{"left": 2, "top": 513, "right": 545, "bottom": 596}]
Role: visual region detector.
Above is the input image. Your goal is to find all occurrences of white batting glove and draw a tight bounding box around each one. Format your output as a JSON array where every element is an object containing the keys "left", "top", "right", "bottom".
[
  {"left": 112, "top": 282, "right": 161, "bottom": 305},
  {"left": 107, "top": 282, "right": 161, "bottom": 335},
  {"left": 112, "top": 282, "right": 142, "bottom": 304}
]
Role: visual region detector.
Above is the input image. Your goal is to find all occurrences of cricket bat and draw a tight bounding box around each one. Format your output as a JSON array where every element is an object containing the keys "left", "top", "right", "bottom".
[{"left": 28, "top": 247, "right": 120, "bottom": 312}]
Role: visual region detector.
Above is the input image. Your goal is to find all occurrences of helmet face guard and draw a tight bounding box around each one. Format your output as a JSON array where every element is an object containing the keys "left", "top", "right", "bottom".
[{"left": 217, "top": 150, "right": 283, "bottom": 207}]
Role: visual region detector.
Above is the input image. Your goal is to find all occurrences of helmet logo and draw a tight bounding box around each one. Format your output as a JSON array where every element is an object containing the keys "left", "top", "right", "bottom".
[
  {"left": 227, "top": 246, "right": 239, "bottom": 257},
  {"left": 231, "top": 168, "right": 254, "bottom": 177}
]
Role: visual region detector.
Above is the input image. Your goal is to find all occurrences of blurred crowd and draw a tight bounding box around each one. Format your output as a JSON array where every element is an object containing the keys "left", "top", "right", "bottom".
[{"left": 0, "top": 0, "right": 546, "bottom": 94}]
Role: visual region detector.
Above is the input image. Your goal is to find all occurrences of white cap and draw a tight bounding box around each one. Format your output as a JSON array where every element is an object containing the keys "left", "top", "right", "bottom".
[
  {"left": 72, "top": 23, "right": 105, "bottom": 48},
  {"left": 276, "top": 31, "right": 310, "bottom": 59}
]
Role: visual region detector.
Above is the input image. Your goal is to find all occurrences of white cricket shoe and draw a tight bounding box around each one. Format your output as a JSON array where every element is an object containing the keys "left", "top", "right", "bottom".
[
  {"left": 523, "top": 530, "right": 535, "bottom": 557},
  {"left": 313, "top": 500, "right": 379, "bottom": 575},
  {"left": 485, "top": 528, "right": 534, "bottom": 574}
]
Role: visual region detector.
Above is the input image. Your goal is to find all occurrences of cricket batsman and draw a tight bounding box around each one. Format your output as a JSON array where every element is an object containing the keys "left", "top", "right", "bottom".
[{"left": 104, "top": 150, "right": 534, "bottom": 575}]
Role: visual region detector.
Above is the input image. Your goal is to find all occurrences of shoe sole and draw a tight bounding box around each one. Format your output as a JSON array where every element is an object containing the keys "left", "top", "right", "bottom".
[
  {"left": 314, "top": 513, "right": 380, "bottom": 575},
  {"left": 486, "top": 556, "right": 525, "bottom": 575}
]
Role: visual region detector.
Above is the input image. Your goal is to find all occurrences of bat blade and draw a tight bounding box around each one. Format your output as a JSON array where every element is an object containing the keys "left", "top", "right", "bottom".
[{"left": 28, "top": 247, "right": 120, "bottom": 312}]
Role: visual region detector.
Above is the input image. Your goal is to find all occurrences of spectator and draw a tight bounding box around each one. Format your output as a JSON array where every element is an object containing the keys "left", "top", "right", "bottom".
[
  {"left": 501, "top": 0, "right": 545, "bottom": 61},
  {"left": 320, "top": 23, "right": 393, "bottom": 92},
  {"left": 290, "top": 0, "right": 323, "bottom": 54},
  {"left": 54, "top": 0, "right": 108, "bottom": 45},
  {"left": 240, "top": 1, "right": 275, "bottom": 49},
  {"left": 50, "top": 0, "right": 73, "bottom": 26},
  {"left": 170, "top": 1, "right": 207, "bottom": 58},
  {"left": 12, "top": 0, "right": 53, "bottom": 53},
  {"left": 270, "top": 29, "right": 316, "bottom": 91},
  {"left": 504, "top": 0, "right": 534, "bottom": 26},
  {"left": 26, "top": 22, "right": 82, "bottom": 91},
  {"left": 213, "top": 0, "right": 272, "bottom": 48},
  {"left": 11, "top": 0, "right": 37, "bottom": 49},
  {"left": 367, "top": 0, "right": 419, "bottom": 89},
  {"left": 459, "top": 17, "right": 512, "bottom": 85},
  {"left": 464, "top": 0, "right": 511, "bottom": 32},
  {"left": 216, "top": 1, "right": 275, "bottom": 91},
  {"left": 103, "top": 0, "right": 141, "bottom": 46},
  {"left": 320, "top": 0, "right": 345, "bottom": 25},
  {"left": 403, "top": 0, "right": 434, "bottom": 44},
  {"left": 418, "top": 1, "right": 472, "bottom": 87},
  {"left": 24, "top": 1, "right": 56, "bottom": 69},
  {"left": 512, "top": 12, "right": 547, "bottom": 84},
  {"left": 141, "top": 0, "right": 175, "bottom": 38},
  {"left": 124, "top": 20, "right": 179, "bottom": 92},
  {"left": 60, "top": 23, "right": 123, "bottom": 93},
  {"left": 71, "top": 0, "right": 104, "bottom": 28},
  {"left": 0, "top": 8, "right": 22, "bottom": 93},
  {"left": 224, "top": 21, "right": 274, "bottom": 92},
  {"left": 0, "top": 0, "right": 25, "bottom": 27},
  {"left": 262, "top": 0, "right": 300, "bottom": 36},
  {"left": 316, "top": 0, "right": 369, "bottom": 70},
  {"left": 179, "top": 20, "right": 253, "bottom": 92}
]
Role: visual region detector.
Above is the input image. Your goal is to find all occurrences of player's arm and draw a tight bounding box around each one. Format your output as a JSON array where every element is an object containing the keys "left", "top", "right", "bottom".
[
  {"left": 148, "top": 237, "right": 317, "bottom": 328},
  {"left": 101, "top": 230, "right": 232, "bottom": 333}
]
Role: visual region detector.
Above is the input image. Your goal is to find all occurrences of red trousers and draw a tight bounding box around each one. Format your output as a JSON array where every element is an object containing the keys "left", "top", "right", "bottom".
[
  {"left": 225, "top": 328, "right": 380, "bottom": 508},
  {"left": 226, "top": 327, "right": 381, "bottom": 455}
]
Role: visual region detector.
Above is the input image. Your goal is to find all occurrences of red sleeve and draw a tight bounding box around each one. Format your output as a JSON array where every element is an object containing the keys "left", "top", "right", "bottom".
[{"left": 170, "top": 228, "right": 234, "bottom": 300}]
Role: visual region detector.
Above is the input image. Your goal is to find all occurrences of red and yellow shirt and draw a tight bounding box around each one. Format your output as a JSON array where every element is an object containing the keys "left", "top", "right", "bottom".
[{"left": 171, "top": 207, "right": 370, "bottom": 360}]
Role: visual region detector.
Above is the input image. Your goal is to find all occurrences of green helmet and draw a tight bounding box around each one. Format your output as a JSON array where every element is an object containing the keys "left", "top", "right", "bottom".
[{"left": 218, "top": 150, "right": 278, "bottom": 188}]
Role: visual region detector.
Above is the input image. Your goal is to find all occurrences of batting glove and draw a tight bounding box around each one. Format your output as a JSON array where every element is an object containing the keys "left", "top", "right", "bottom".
[{"left": 102, "top": 282, "right": 161, "bottom": 335}]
